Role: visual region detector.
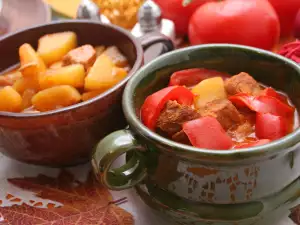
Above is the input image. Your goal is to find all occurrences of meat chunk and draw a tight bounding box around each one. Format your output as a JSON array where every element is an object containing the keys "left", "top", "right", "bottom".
[
  {"left": 227, "top": 108, "right": 255, "bottom": 140},
  {"left": 95, "top": 45, "right": 106, "bottom": 57},
  {"left": 156, "top": 100, "right": 201, "bottom": 136},
  {"left": 103, "top": 46, "right": 128, "bottom": 67},
  {"left": 172, "top": 130, "right": 190, "bottom": 145},
  {"left": 62, "top": 45, "right": 96, "bottom": 70},
  {"left": 198, "top": 99, "right": 241, "bottom": 130},
  {"left": 225, "top": 72, "right": 262, "bottom": 96},
  {"left": 228, "top": 121, "right": 254, "bottom": 141}
]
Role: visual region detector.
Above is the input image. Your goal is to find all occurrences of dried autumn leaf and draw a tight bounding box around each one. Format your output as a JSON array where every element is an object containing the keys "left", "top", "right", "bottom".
[
  {"left": 290, "top": 205, "right": 300, "bottom": 224},
  {"left": 0, "top": 170, "right": 133, "bottom": 225}
]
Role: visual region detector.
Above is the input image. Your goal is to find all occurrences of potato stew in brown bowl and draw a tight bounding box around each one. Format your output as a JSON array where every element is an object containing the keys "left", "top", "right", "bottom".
[
  {"left": 1, "top": 33, "right": 130, "bottom": 113},
  {"left": 0, "top": 20, "right": 173, "bottom": 166}
]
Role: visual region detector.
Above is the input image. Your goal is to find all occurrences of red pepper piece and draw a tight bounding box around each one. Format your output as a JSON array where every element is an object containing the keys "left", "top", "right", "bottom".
[
  {"left": 234, "top": 139, "right": 271, "bottom": 149},
  {"left": 254, "top": 95, "right": 294, "bottom": 116},
  {"left": 169, "top": 68, "right": 230, "bottom": 87},
  {"left": 260, "top": 87, "right": 287, "bottom": 102},
  {"left": 182, "top": 117, "right": 233, "bottom": 150},
  {"left": 229, "top": 93, "right": 255, "bottom": 109},
  {"left": 229, "top": 93, "right": 294, "bottom": 117},
  {"left": 141, "top": 86, "right": 194, "bottom": 130},
  {"left": 255, "top": 113, "right": 288, "bottom": 140}
]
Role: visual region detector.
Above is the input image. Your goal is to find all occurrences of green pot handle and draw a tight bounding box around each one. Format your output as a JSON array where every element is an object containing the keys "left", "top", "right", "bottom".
[{"left": 91, "top": 129, "right": 147, "bottom": 190}]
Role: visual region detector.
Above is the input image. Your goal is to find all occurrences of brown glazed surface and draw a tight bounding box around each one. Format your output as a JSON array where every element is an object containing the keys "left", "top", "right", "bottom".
[{"left": 0, "top": 21, "right": 143, "bottom": 166}]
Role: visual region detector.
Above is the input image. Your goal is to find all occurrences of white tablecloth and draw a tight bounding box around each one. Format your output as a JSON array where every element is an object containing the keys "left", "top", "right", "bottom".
[{"left": 0, "top": 153, "right": 296, "bottom": 225}]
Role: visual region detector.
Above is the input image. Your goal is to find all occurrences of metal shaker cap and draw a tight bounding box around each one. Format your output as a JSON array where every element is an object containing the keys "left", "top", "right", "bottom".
[
  {"left": 138, "top": 0, "right": 162, "bottom": 33},
  {"left": 76, "top": 0, "right": 101, "bottom": 21}
]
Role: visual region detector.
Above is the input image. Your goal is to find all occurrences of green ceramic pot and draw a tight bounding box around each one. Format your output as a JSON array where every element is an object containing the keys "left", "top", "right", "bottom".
[{"left": 92, "top": 44, "right": 300, "bottom": 224}]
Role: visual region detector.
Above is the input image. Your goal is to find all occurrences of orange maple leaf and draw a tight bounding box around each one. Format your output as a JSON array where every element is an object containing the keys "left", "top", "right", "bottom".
[
  {"left": 0, "top": 170, "right": 133, "bottom": 225},
  {"left": 290, "top": 206, "right": 300, "bottom": 225}
]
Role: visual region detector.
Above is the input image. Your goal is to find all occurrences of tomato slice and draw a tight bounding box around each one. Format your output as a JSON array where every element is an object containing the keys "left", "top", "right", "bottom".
[
  {"left": 169, "top": 68, "right": 230, "bottom": 87},
  {"left": 141, "top": 86, "right": 194, "bottom": 130},
  {"left": 255, "top": 113, "right": 288, "bottom": 140},
  {"left": 182, "top": 117, "right": 233, "bottom": 150},
  {"left": 229, "top": 93, "right": 294, "bottom": 117},
  {"left": 234, "top": 139, "right": 271, "bottom": 149}
]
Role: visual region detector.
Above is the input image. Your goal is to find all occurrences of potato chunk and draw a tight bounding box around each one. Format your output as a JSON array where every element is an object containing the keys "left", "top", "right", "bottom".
[
  {"left": 19, "top": 43, "right": 46, "bottom": 77},
  {"left": 112, "top": 67, "right": 128, "bottom": 81},
  {"left": 37, "top": 31, "right": 77, "bottom": 65},
  {"left": 13, "top": 77, "right": 39, "bottom": 94},
  {"left": 62, "top": 45, "right": 96, "bottom": 70},
  {"left": 192, "top": 77, "right": 227, "bottom": 109},
  {"left": 49, "top": 61, "right": 63, "bottom": 69},
  {"left": 39, "top": 64, "right": 85, "bottom": 89},
  {"left": 84, "top": 54, "right": 128, "bottom": 91},
  {"left": 22, "top": 107, "right": 40, "bottom": 114},
  {"left": 82, "top": 90, "right": 105, "bottom": 101},
  {"left": 0, "top": 71, "right": 22, "bottom": 86},
  {"left": 21, "top": 89, "right": 36, "bottom": 109},
  {"left": 32, "top": 85, "right": 81, "bottom": 112},
  {"left": 0, "top": 86, "right": 22, "bottom": 112},
  {"left": 103, "top": 46, "right": 128, "bottom": 67}
]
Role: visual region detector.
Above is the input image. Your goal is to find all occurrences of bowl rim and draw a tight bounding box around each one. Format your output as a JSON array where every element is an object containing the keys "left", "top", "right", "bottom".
[
  {"left": 123, "top": 43, "right": 300, "bottom": 159},
  {"left": 0, "top": 20, "right": 144, "bottom": 118}
]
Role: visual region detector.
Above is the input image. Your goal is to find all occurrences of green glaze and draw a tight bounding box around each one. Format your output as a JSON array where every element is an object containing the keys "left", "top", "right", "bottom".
[
  {"left": 124, "top": 44, "right": 300, "bottom": 162},
  {"left": 135, "top": 175, "right": 300, "bottom": 224},
  {"left": 92, "top": 44, "right": 300, "bottom": 224},
  {"left": 92, "top": 129, "right": 147, "bottom": 190}
]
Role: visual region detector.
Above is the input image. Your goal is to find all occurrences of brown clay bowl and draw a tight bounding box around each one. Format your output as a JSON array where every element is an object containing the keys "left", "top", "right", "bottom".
[{"left": 0, "top": 20, "right": 173, "bottom": 167}]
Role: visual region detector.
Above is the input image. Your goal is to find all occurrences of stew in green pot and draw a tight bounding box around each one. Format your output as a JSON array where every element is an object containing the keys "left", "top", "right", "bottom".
[{"left": 141, "top": 69, "right": 298, "bottom": 150}]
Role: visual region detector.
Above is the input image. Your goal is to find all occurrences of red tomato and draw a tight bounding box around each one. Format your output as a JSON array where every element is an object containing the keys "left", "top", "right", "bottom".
[
  {"left": 268, "top": 0, "right": 300, "bottom": 37},
  {"left": 188, "top": 0, "right": 280, "bottom": 50},
  {"left": 294, "top": 10, "right": 300, "bottom": 39},
  {"left": 141, "top": 86, "right": 194, "bottom": 130},
  {"left": 183, "top": 117, "right": 233, "bottom": 150},
  {"left": 154, "top": 0, "right": 212, "bottom": 35}
]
